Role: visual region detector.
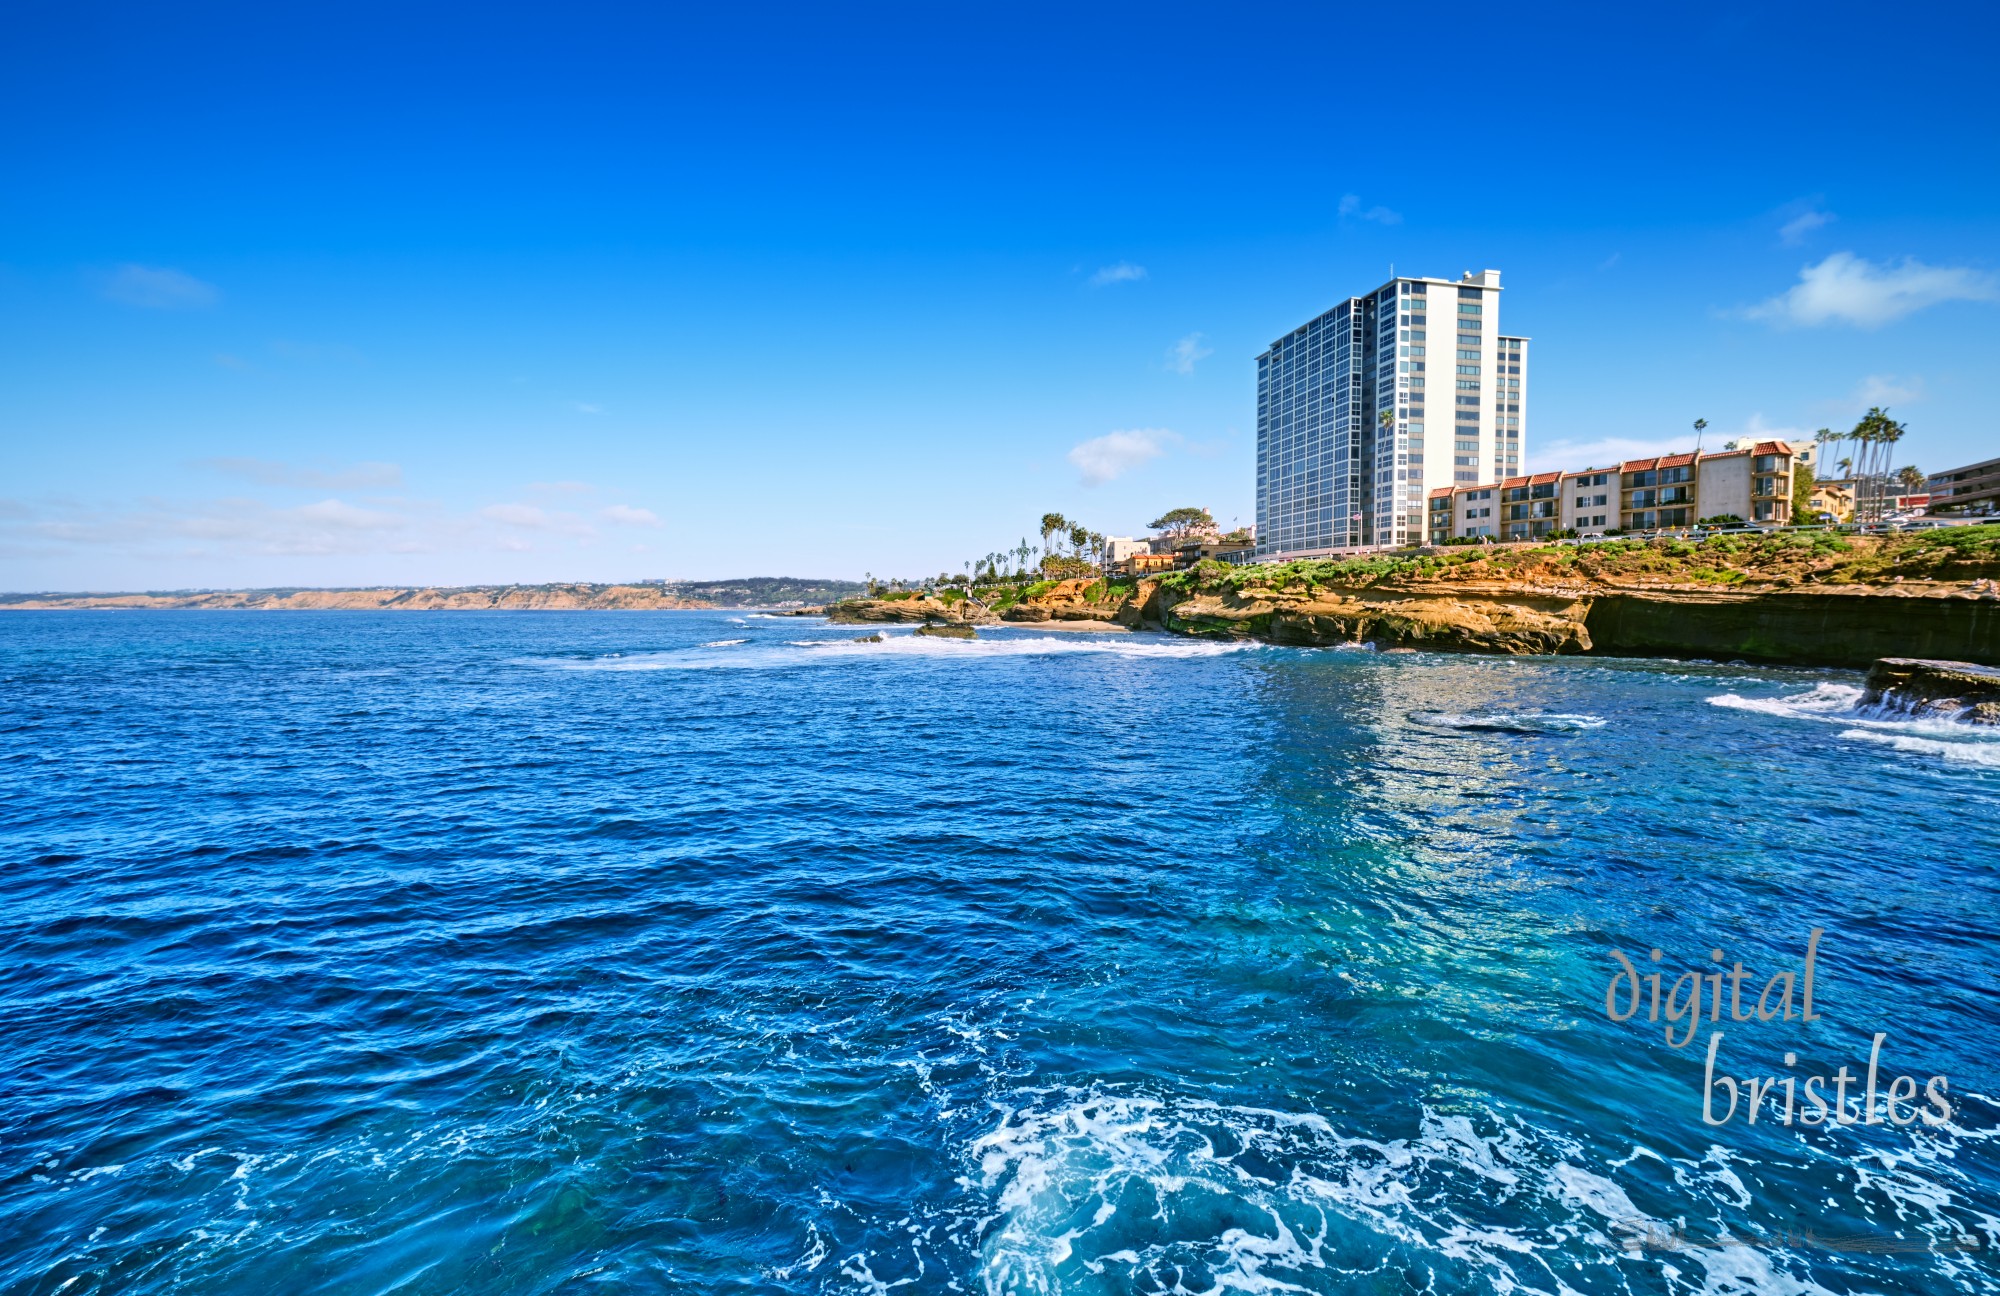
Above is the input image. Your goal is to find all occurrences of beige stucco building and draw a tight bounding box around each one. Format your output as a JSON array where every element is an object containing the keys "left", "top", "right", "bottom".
[{"left": 1427, "top": 441, "right": 1802, "bottom": 542}]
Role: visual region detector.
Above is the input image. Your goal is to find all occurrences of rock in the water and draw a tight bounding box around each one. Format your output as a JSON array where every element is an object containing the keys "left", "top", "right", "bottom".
[
  {"left": 913, "top": 623, "right": 977, "bottom": 640},
  {"left": 1862, "top": 657, "right": 2000, "bottom": 723},
  {"left": 852, "top": 633, "right": 883, "bottom": 643}
]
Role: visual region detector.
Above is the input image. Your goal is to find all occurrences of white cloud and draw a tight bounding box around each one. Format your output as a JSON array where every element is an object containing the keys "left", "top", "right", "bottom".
[
  {"left": 1088, "top": 262, "right": 1147, "bottom": 287},
  {"left": 1166, "top": 333, "right": 1213, "bottom": 375},
  {"left": 1727, "top": 413, "right": 1813, "bottom": 443},
  {"left": 1743, "top": 251, "right": 2000, "bottom": 328},
  {"left": 573, "top": 402, "right": 604, "bottom": 414},
  {"left": 1532, "top": 415, "right": 1817, "bottom": 472},
  {"left": 1337, "top": 193, "right": 1402, "bottom": 225},
  {"left": 1778, "top": 209, "right": 1835, "bottom": 246},
  {"left": 1526, "top": 436, "right": 1695, "bottom": 474},
  {"left": 481, "top": 502, "right": 595, "bottom": 539},
  {"left": 481, "top": 503, "right": 553, "bottom": 528},
  {"left": 100, "top": 264, "right": 219, "bottom": 309},
  {"left": 1067, "top": 428, "right": 1177, "bottom": 486},
  {"left": 600, "top": 504, "right": 661, "bottom": 527},
  {"left": 199, "top": 458, "right": 404, "bottom": 489},
  {"left": 293, "top": 499, "right": 404, "bottom": 530},
  {"left": 1851, "top": 373, "right": 1923, "bottom": 408}
]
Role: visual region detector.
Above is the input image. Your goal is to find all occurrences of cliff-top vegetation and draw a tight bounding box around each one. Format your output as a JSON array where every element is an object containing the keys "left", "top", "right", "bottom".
[{"left": 1158, "top": 524, "right": 2000, "bottom": 597}]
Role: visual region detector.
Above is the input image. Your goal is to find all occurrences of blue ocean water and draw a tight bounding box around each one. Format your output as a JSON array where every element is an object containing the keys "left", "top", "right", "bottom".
[{"left": 2, "top": 610, "right": 1996, "bottom": 1296}]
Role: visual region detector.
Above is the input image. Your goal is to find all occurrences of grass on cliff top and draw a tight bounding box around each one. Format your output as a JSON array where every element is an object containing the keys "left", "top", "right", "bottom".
[{"left": 1159, "top": 524, "right": 2000, "bottom": 594}]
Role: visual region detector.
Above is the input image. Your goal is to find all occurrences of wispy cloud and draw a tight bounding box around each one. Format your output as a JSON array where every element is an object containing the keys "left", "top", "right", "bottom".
[
  {"left": 481, "top": 502, "right": 596, "bottom": 538},
  {"left": 1166, "top": 333, "right": 1213, "bottom": 375},
  {"left": 600, "top": 504, "right": 661, "bottom": 527},
  {"left": 1088, "top": 262, "right": 1147, "bottom": 287},
  {"left": 0, "top": 487, "right": 636, "bottom": 566},
  {"left": 1337, "top": 193, "right": 1402, "bottom": 225},
  {"left": 1778, "top": 208, "right": 1835, "bottom": 246},
  {"left": 572, "top": 401, "right": 604, "bottom": 414},
  {"left": 1854, "top": 374, "right": 1923, "bottom": 408},
  {"left": 99, "top": 264, "right": 219, "bottom": 309},
  {"left": 1067, "top": 428, "right": 1177, "bottom": 486},
  {"left": 1743, "top": 252, "right": 1999, "bottom": 328},
  {"left": 199, "top": 458, "right": 404, "bottom": 490},
  {"left": 481, "top": 503, "right": 553, "bottom": 528},
  {"left": 1526, "top": 436, "right": 1696, "bottom": 474},
  {"left": 1528, "top": 415, "right": 1812, "bottom": 473}
]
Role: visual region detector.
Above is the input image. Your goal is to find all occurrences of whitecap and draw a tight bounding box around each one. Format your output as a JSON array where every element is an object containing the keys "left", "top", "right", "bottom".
[
  {"left": 700, "top": 638, "right": 749, "bottom": 647},
  {"left": 1711, "top": 683, "right": 2000, "bottom": 768},
  {"left": 1837, "top": 728, "right": 2000, "bottom": 768},
  {"left": 1409, "top": 711, "right": 1607, "bottom": 735},
  {"left": 1709, "top": 682, "right": 1864, "bottom": 719}
]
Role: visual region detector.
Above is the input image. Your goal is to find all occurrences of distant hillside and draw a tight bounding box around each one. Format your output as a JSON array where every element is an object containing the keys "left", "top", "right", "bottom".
[
  {"left": 654, "top": 577, "right": 865, "bottom": 606},
  {"left": 0, "top": 577, "right": 863, "bottom": 611}
]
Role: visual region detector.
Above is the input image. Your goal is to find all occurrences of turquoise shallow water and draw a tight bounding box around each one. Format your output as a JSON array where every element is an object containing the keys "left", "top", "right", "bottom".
[{"left": 2, "top": 610, "right": 1997, "bottom": 1295}]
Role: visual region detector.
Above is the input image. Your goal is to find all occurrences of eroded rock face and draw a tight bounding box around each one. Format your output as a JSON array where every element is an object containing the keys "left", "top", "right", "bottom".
[
  {"left": 826, "top": 597, "right": 988, "bottom": 624},
  {"left": 1158, "top": 585, "right": 1592, "bottom": 655},
  {"left": 1863, "top": 657, "right": 2000, "bottom": 723},
  {"left": 1002, "top": 578, "right": 1122, "bottom": 623}
]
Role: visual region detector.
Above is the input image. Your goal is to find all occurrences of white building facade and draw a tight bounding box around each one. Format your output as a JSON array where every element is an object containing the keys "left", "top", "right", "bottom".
[{"left": 1256, "top": 269, "right": 1528, "bottom": 558}]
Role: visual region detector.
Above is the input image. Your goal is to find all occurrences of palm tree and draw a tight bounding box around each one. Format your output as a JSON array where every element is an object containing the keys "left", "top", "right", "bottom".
[
  {"left": 1039, "top": 513, "right": 1068, "bottom": 561},
  {"left": 1848, "top": 407, "right": 1908, "bottom": 521},
  {"left": 1896, "top": 465, "right": 1926, "bottom": 496},
  {"left": 1693, "top": 417, "right": 1707, "bottom": 452}
]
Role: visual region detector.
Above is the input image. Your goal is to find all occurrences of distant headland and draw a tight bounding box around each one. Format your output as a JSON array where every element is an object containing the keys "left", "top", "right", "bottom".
[{"left": 0, "top": 577, "right": 865, "bottom": 612}]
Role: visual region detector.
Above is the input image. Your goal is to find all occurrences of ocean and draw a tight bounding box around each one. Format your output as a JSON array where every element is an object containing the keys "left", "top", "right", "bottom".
[{"left": 2, "top": 610, "right": 1996, "bottom": 1295}]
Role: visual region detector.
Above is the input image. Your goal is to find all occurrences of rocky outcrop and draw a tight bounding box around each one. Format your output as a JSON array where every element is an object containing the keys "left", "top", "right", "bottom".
[
  {"left": 1862, "top": 658, "right": 2000, "bottom": 723},
  {"left": 825, "top": 596, "right": 988, "bottom": 624},
  {"left": 1583, "top": 591, "right": 2000, "bottom": 667},
  {"left": 1001, "top": 578, "right": 1121, "bottom": 623},
  {"left": 1156, "top": 585, "right": 1592, "bottom": 655},
  {"left": 912, "top": 623, "right": 977, "bottom": 640}
]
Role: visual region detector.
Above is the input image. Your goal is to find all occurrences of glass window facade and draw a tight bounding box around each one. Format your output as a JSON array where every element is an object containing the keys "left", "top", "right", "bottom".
[{"left": 1258, "top": 276, "right": 1525, "bottom": 556}]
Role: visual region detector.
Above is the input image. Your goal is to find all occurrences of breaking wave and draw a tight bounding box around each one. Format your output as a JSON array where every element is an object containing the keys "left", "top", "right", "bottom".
[
  {"left": 1711, "top": 683, "right": 2000, "bottom": 769},
  {"left": 518, "top": 631, "right": 1256, "bottom": 672}
]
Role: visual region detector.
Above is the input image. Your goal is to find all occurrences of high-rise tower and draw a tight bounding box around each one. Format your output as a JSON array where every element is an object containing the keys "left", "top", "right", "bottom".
[{"left": 1255, "top": 269, "right": 1527, "bottom": 556}]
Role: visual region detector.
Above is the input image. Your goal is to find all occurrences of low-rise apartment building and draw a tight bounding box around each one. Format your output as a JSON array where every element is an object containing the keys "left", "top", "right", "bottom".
[
  {"left": 1428, "top": 441, "right": 1801, "bottom": 543},
  {"left": 1927, "top": 456, "right": 2000, "bottom": 516}
]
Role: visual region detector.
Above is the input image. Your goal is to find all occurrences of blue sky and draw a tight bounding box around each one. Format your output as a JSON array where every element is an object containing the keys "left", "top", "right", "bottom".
[{"left": 3, "top": 1, "right": 1997, "bottom": 589}]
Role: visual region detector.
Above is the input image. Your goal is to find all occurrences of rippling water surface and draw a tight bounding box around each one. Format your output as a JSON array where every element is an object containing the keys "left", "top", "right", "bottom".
[{"left": 3, "top": 611, "right": 1996, "bottom": 1295}]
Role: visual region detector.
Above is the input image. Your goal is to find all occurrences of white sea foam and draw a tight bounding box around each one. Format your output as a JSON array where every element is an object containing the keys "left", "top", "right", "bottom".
[
  {"left": 953, "top": 1085, "right": 1935, "bottom": 1296},
  {"left": 518, "top": 632, "right": 1253, "bottom": 673},
  {"left": 1837, "top": 728, "right": 2000, "bottom": 767},
  {"left": 1708, "top": 682, "right": 1865, "bottom": 718},
  {"left": 1711, "top": 683, "right": 2000, "bottom": 768},
  {"left": 1409, "top": 711, "right": 1608, "bottom": 735}
]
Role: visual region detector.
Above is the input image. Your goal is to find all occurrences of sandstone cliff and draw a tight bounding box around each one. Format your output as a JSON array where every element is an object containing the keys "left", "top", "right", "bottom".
[{"left": 0, "top": 583, "right": 714, "bottom": 611}]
